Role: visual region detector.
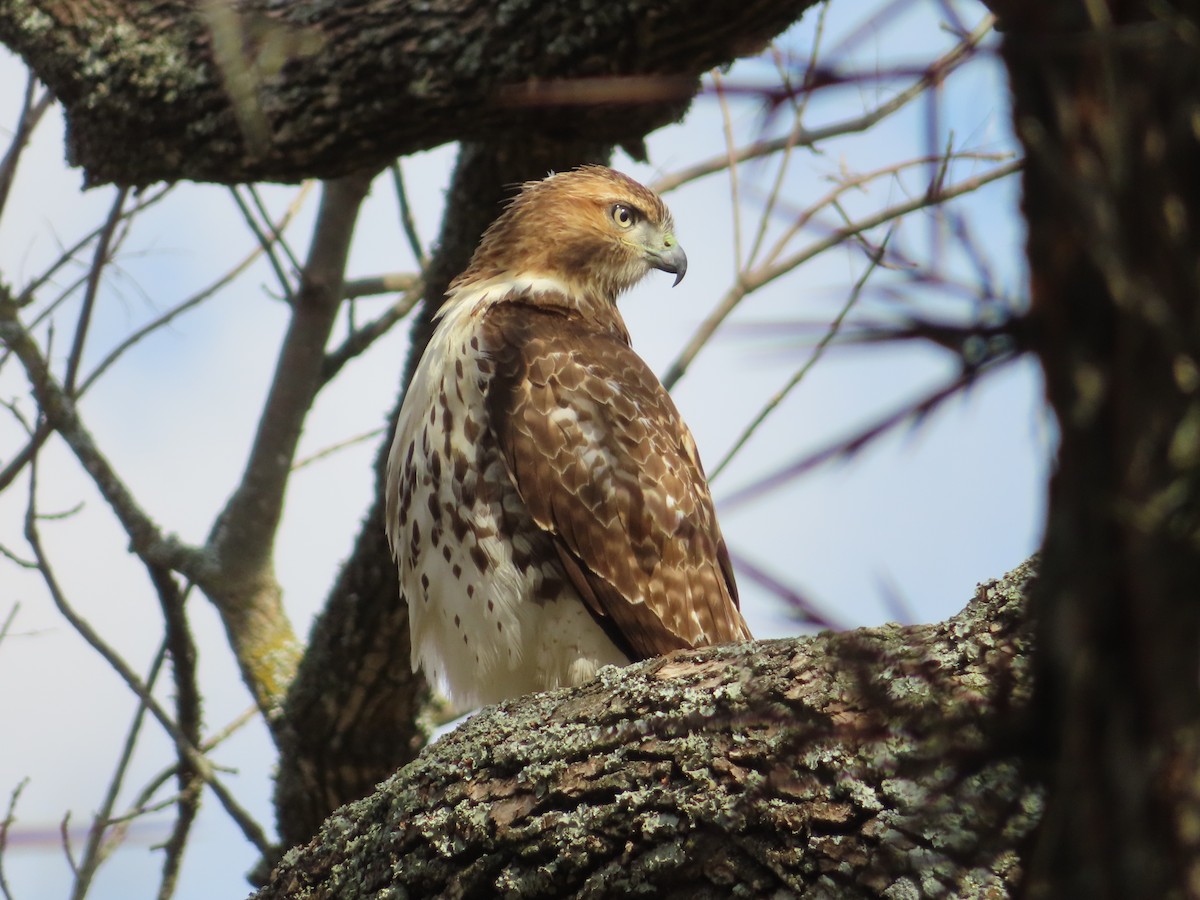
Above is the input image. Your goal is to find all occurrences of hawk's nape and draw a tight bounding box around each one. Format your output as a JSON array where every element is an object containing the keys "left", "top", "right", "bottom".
[{"left": 384, "top": 166, "right": 750, "bottom": 708}]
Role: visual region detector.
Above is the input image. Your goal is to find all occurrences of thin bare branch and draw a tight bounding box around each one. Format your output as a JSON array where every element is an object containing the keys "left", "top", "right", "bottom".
[
  {"left": 23, "top": 466, "right": 271, "bottom": 856},
  {"left": 743, "top": 13, "right": 831, "bottom": 273},
  {"left": 0, "top": 543, "right": 35, "bottom": 569},
  {"left": 652, "top": 13, "right": 997, "bottom": 195},
  {"left": 0, "top": 778, "right": 28, "bottom": 900},
  {"left": 0, "top": 299, "right": 207, "bottom": 580},
  {"left": 391, "top": 161, "right": 428, "bottom": 268},
  {"left": 662, "top": 158, "right": 1022, "bottom": 389},
  {"left": 342, "top": 273, "right": 420, "bottom": 299},
  {"left": 292, "top": 427, "right": 387, "bottom": 472},
  {"left": 70, "top": 644, "right": 168, "bottom": 900},
  {"left": 760, "top": 159, "right": 1021, "bottom": 289},
  {"left": 124, "top": 706, "right": 260, "bottom": 824},
  {"left": 321, "top": 282, "right": 423, "bottom": 385},
  {"left": 1, "top": 314, "right": 205, "bottom": 583},
  {"left": 759, "top": 149, "right": 1010, "bottom": 271},
  {"left": 720, "top": 351, "right": 1019, "bottom": 513},
  {"left": 713, "top": 72, "right": 744, "bottom": 272},
  {"left": 151, "top": 568, "right": 201, "bottom": 900},
  {"left": 63, "top": 188, "right": 129, "bottom": 396},
  {"left": 0, "top": 604, "right": 18, "bottom": 647},
  {"left": 79, "top": 184, "right": 313, "bottom": 396},
  {"left": 711, "top": 227, "right": 893, "bottom": 480},
  {"left": 247, "top": 185, "right": 304, "bottom": 275},
  {"left": 12, "top": 186, "right": 172, "bottom": 309},
  {"left": 230, "top": 186, "right": 295, "bottom": 303},
  {"left": 725, "top": 547, "right": 837, "bottom": 628},
  {"left": 60, "top": 813, "right": 78, "bottom": 877},
  {"left": 0, "top": 74, "right": 54, "bottom": 225}
]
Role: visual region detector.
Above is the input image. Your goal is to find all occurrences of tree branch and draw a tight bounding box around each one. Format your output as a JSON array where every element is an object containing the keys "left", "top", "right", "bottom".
[
  {"left": 0, "top": 291, "right": 209, "bottom": 582},
  {"left": 257, "top": 559, "right": 1042, "bottom": 899},
  {"left": 0, "top": 0, "right": 821, "bottom": 185},
  {"left": 208, "top": 171, "right": 374, "bottom": 722}
]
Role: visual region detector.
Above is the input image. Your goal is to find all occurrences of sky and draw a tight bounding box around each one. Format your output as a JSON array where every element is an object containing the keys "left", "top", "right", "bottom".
[{"left": 0, "top": 1, "right": 1048, "bottom": 897}]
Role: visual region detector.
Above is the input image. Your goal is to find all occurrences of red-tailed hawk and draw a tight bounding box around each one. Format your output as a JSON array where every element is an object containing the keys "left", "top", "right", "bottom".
[{"left": 385, "top": 165, "right": 751, "bottom": 708}]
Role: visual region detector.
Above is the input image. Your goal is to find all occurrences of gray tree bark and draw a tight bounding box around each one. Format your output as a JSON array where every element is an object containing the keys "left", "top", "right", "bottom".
[
  {"left": 0, "top": 0, "right": 814, "bottom": 185},
  {"left": 256, "top": 560, "right": 1041, "bottom": 899}
]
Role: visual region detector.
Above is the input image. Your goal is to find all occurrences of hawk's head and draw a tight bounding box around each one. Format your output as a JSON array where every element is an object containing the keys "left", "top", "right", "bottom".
[{"left": 451, "top": 166, "right": 687, "bottom": 307}]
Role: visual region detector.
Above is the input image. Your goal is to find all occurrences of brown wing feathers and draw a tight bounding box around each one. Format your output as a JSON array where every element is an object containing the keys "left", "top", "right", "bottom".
[{"left": 482, "top": 302, "right": 748, "bottom": 659}]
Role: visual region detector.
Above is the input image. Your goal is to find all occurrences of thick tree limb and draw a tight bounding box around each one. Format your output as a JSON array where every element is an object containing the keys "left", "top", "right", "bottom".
[
  {"left": 0, "top": 0, "right": 819, "bottom": 186},
  {"left": 256, "top": 559, "right": 1042, "bottom": 899}
]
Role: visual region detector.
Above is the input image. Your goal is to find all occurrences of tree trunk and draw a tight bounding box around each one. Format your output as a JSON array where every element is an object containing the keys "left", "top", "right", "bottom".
[
  {"left": 255, "top": 560, "right": 1041, "bottom": 899},
  {"left": 981, "top": 1, "right": 1200, "bottom": 896}
]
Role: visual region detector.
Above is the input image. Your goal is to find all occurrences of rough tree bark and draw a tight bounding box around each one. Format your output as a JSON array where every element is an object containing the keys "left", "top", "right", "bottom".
[
  {"left": 980, "top": 0, "right": 1200, "bottom": 896},
  {"left": 0, "top": 0, "right": 813, "bottom": 185},
  {"left": 255, "top": 560, "right": 1041, "bottom": 899}
]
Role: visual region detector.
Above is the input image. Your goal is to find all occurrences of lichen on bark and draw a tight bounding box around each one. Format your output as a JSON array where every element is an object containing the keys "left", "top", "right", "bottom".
[{"left": 256, "top": 559, "right": 1042, "bottom": 899}]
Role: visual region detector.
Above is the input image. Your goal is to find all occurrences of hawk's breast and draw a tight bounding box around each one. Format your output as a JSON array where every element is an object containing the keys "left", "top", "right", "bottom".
[{"left": 384, "top": 297, "right": 629, "bottom": 708}]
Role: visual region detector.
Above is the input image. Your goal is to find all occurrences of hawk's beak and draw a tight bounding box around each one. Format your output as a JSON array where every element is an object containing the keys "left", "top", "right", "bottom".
[{"left": 648, "top": 240, "right": 688, "bottom": 287}]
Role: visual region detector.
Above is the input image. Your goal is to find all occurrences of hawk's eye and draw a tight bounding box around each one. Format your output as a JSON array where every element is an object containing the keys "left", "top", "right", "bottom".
[{"left": 611, "top": 204, "right": 637, "bottom": 228}]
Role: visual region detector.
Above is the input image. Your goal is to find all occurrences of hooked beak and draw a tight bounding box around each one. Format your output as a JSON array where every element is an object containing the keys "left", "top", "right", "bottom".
[{"left": 647, "top": 240, "right": 687, "bottom": 287}]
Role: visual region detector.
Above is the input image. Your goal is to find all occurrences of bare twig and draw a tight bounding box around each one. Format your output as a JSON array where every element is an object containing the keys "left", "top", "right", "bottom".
[
  {"left": 0, "top": 299, "right": 207, "bottom": 581},
  {"left": 758, "top": 150, "right": 1009, "bottom": 272},
  {"left": 124, "top": 706, "right": 260, "bottom": 822},
  {"left": 720, "top": 352, "right": 1019, "bottom": 513},
  {"left": 0, "top": 184, "right": 311, "bottom": 496},
  {"left": 12, "top": 186, "right": 172, "bottom": 309},
  {"left": 725, "top": 548, "right": 837, "bottom": 628},
  {"left": 391, "top": 161, "right": 427, "bottom": 268},
  {"left": 230, "top": 186, "right": 295, "bottom": 302},
  {"left": 292, "top": 427, "right": 387, "bottom": 472},
  {"left": 247, "top": 185, "right": 304, "bottom": 275},
  {"left": 713, "top": 72, "right": 744, "bottom": 272},
  {"left": 0, "top": 778, "right": 28, "bottom": 900},
  {"left": 321, "top": 282, "right": 423, "bottom": 384},
  {"left": 150, "top": 567, "right": 201, "bottom": 900},
  {"left": 0, "top": 544, "right": 35, "bottom": 569},
  {"left": 60, "top": 813, "right": 78, "bottom": 876},
  {"left": 342, "top": 273, "right": 420, "bottom": 299},
  {"left": 0, "top": 604, "right": 18, "bottom": 647},
  {"left": 711, "top": 227, "right": 893, "bottom": 480},
  {"left": 69, "top": 644, "right": 168, "bottom": 900},
  {"left": 743, "top": 17, "right": 827, "bottom": 272},
  {"left": 80, "top": 184, "right": 313, "bottom": 396},
  {"left": 662, "top": 158, "right": 1022, "bottom": 389},
  {"left": 63, "top": 188, "right": 129, "bottom": 395},
  {"left": 22, "top": 466, "right": 271, "bottom": 856},
  {"left": 652, "top": 14, "right": 997, "bottom": 195},
  {"left": 0, "top": 74, "right": 54, "bottom": 224}
]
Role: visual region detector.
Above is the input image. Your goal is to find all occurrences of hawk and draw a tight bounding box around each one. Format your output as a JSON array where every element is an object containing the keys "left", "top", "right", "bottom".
[{"left": 385, "top": 165, "right": 751, "bottom": 708}]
